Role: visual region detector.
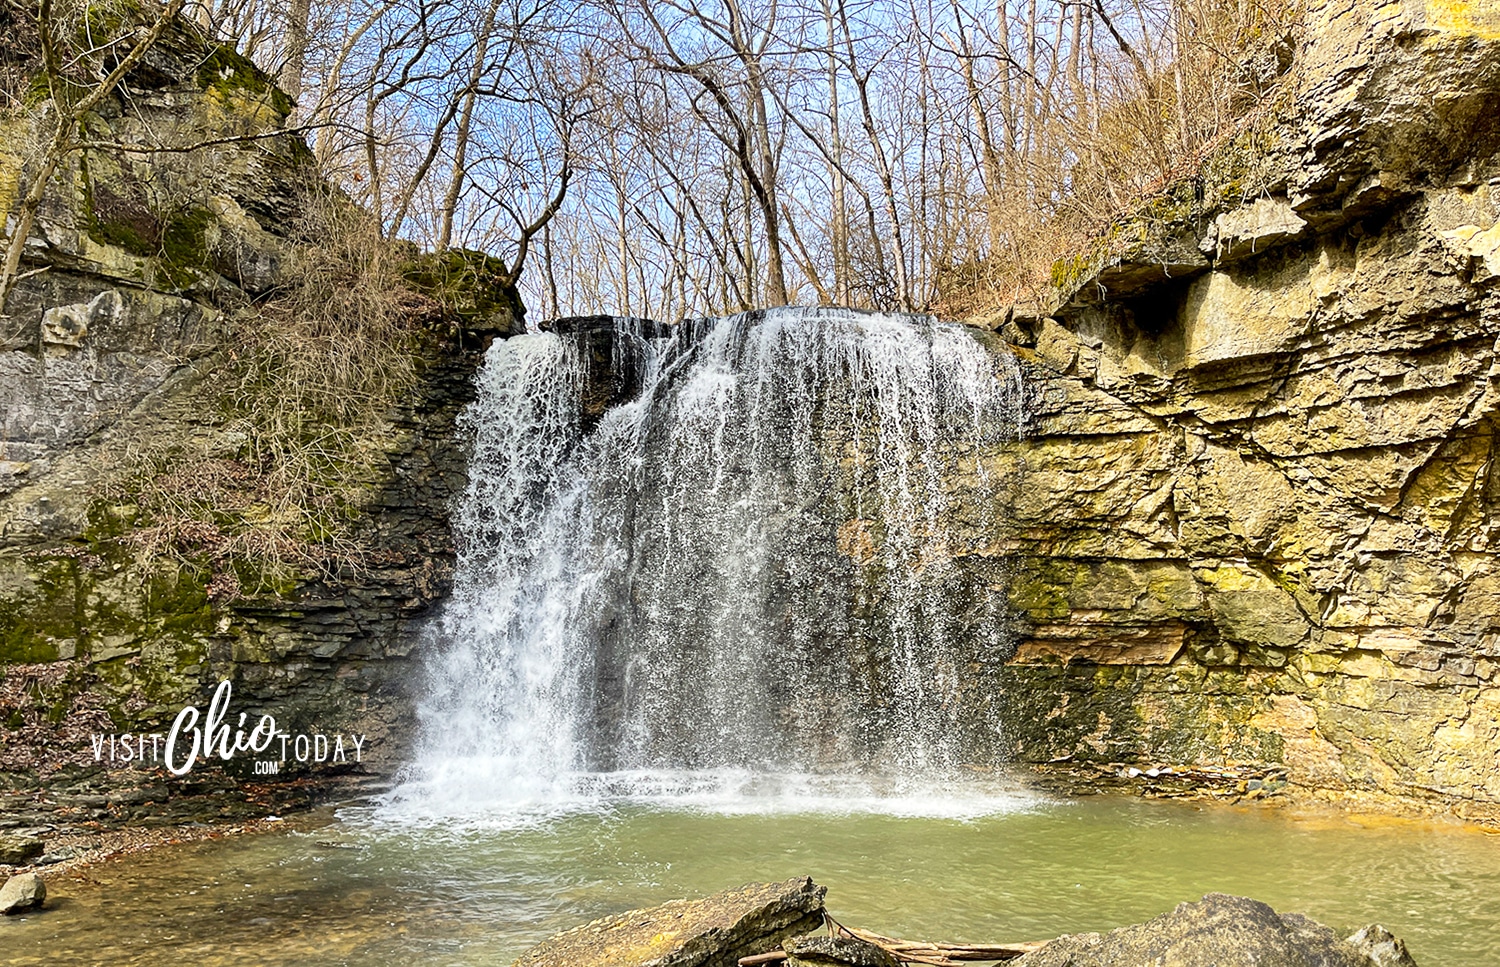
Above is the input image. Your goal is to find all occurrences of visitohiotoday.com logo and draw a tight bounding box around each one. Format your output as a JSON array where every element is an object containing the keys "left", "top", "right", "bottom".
[{"left": 89, "top": 680, "right": 368, "bottom": 776}]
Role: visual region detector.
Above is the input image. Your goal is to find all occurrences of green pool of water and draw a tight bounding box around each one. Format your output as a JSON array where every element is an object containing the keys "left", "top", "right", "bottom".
[{"left": 6, "top": 790, "right": 1499, "bottom": 966}]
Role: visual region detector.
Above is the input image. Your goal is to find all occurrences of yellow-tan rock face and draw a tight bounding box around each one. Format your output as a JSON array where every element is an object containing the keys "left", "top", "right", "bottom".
[{"left": 980, "top": 0, "right": 1500, "bottom": 819}]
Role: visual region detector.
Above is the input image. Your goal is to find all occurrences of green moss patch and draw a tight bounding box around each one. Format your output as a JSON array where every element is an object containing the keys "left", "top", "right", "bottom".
[
  {"left": 401, "top": 247, "right": 525, "bottom": 329},
  {"left": 195, "top": 44, "right": 295, "bottom": 116}
]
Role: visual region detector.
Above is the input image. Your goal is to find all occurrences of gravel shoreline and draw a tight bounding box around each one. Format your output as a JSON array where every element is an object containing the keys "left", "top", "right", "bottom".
[{"left": 2, "top": 810, "right": 331, "bottom": 883}]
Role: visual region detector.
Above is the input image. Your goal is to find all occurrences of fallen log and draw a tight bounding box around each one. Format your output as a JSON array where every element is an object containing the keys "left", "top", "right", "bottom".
[{"left": 826, "top": 916, "right": 1049, "bottom": 965}]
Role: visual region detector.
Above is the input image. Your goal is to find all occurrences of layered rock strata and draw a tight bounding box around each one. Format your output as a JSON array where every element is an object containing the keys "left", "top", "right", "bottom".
[
  {"left": 0, "top": 14, "right": 514, "bottom": 823},
  {"left": 973, "top": 0, "right": 1500, "bottom": 818}
]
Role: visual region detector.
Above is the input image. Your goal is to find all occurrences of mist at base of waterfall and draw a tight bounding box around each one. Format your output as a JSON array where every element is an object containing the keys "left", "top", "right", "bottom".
[{"left": 378, "top": 763, "right": 1042, "bottom": 829}]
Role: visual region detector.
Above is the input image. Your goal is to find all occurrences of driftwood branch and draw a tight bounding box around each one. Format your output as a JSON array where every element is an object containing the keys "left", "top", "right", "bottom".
[
  {"left": 736, "top": 917, "right": 1052, "bottom": 967},
  {"left": 830, "top": 916, "right": 1049, "bottom": 965}
]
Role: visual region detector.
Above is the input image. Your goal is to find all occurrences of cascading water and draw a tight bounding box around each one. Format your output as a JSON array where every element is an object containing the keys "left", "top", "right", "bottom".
[{"left": 388, "top": 307, "right": 1027, "bottom": 817}]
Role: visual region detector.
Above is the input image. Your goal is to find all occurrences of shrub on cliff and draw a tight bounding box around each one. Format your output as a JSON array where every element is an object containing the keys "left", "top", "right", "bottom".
[{"left": 114, "top": 189, "right": 454, "bottom": 595}]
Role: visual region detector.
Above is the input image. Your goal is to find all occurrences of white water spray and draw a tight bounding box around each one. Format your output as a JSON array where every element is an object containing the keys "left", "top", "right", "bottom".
[{"left": 387, "top": 308, "right": 1027, "bottom": 818}]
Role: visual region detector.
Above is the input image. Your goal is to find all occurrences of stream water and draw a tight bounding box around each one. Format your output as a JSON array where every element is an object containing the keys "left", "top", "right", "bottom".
[{"left": 6, "top": 792, "right": 1500, "bottom": 966}]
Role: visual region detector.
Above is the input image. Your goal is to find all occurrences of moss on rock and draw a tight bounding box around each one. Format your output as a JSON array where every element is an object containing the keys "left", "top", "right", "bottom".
[
  {"left": 194, "top": 43, "right": 295, "bottom": 116},
  {"left": 400, "top": 247, "right": 526, "bottom": 334}
]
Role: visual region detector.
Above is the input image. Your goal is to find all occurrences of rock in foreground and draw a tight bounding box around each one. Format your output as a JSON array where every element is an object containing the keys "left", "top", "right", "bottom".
[
  {"left": 784, "top": 935, "right": 900, "bottom": 967},
  {"left": 0, "top": 873, "right": 46, "bottom": 915},
  {"left": 513, "top": 877, "right": 826, "bottom": 967},
  {"left": 0, "top": 834, "right": 43, "bottom": 866},
  {"left": 1013, "top": 893, "right": 1416, "bottom": 967}
]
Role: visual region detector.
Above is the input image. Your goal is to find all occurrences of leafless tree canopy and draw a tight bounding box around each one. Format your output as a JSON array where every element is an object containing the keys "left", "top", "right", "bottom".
[{"left": 12, "top": 0, "right": 1299, "bottom": 320}]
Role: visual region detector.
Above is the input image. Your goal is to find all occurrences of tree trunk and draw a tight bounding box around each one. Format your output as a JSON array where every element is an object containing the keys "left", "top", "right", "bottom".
[
  {"left": 279, "top": 0, "right": 312, "bottom": 105},
  {"left": 437, "top": 0, "right": 504, "bottom": 253}
]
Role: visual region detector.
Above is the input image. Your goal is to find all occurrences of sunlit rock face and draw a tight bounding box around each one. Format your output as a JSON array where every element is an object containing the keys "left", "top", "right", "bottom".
[{"left": 982, "top": 0, "right": 1500, "bottom": 818}]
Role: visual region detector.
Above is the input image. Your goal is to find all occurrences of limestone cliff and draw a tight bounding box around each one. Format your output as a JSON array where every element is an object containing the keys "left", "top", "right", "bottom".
[
  {"left": 976, "top": 0, "right": 1500, "bottom": 819},
  {"left": 0, "top": 13, "right": 517, "bottom": 824}
]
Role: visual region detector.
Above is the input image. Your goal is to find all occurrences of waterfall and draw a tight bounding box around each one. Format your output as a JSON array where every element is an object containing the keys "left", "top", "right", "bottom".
[{"left": 388, "top": 307, "right": 1027, "bottom": 816}]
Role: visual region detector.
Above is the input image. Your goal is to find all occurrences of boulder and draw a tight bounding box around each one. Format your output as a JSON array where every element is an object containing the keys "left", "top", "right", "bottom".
[
  {"left": 0, "top": 873, "right": 46, "bottom": 914},
  {"left": 0, "top": 835, "right": 43, "bottom": 866},
  {"left": 513, "top": 877, "right": 826, "bottom": 967},
  {"left": 1012, "top": 894, "right": 1415, "bottom": 967},
  {"left": 784, "top": 935, "right": 901, "bottom": 967}
]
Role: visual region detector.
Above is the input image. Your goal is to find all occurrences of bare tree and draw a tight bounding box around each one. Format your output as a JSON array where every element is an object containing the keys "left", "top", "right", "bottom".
[
  {"left": 611, "top": 0, "right": 793, "bottom": 306},
  {"left": 147, "top": 0, "right": 1298, "bottom": 321},
  {"left": 1, "top": 0, "right": 189, "bottom": 314}
]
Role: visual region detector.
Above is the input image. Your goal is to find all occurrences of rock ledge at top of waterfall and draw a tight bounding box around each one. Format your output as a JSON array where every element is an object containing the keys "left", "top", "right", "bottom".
[{"left": 511, "top": 876, "right": 826, "bottom": 967}]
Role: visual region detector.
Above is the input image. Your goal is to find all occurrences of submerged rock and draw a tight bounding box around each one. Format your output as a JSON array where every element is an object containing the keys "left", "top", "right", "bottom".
[
  {"left": 1346, "top": 925, "right": 1419, "bottom": 967},
  {"left": 513, "top": 877, "right": 826, "bottom": 967},
  {"left": 0, "top": 873, "right": 46, "bottom": 914},
  {"left": 784, "top": 935, "right": 900, "bottom": 967},
  {"left": 1012, "top": 894, "right": 1414, "bottom": 967}
]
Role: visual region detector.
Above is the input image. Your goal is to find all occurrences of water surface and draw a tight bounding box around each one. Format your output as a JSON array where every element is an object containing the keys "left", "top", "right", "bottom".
[{"left": 6, "top": 788, "right": 1499, "bottom": 966}]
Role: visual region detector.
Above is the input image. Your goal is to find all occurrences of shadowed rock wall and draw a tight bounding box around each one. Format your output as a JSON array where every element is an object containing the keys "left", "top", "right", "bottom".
[{"left": 0, "top": 15, "right": 515, "bottom": 825}]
